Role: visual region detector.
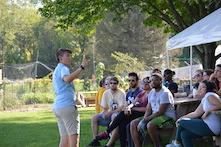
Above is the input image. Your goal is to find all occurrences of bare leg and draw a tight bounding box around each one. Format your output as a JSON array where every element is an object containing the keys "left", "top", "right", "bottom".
[
  {"left": 147, "top": 123, "right": 161, "bottom": 147},
  {"left": 69, "top": 134, "right": 79, "bottom": 147},
  {"left": 91, "top": 114, "right": 99, "bottom": 139},
  {"left": 59, "top": 135, "right": 69, "bottom": 147},
  {"left": 130, "top": 119, "right": 142, "bottom": 147},
  {"left": 106, "top": 127, "right": 119, "bottom": 146}
]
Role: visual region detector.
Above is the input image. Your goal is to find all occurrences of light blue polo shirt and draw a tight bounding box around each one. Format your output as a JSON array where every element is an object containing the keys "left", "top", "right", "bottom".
[{"left": 52, "top": 63, "right": 75, "bottom": 109}]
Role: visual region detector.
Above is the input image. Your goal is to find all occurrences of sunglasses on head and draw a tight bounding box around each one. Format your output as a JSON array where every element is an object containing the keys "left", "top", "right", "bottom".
[{"left": 143, "top": 78, "right": 151, "bottom": 83}]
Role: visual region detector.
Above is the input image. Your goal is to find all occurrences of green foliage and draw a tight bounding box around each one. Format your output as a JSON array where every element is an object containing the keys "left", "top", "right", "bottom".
[
  {"left": 0, "top": 78, "right": 98, "bottom": 110},
  {"left": 21, "top": 92, "right": 54, "bottom": 104},
  {"left": 111, "top": 51, "right": 146, "bottom": 75},
  {"left": 0, "top": 4, "right": 41, "bottom": 64},
  {"left": 0, "top": 1, "right": 94, "bottom": 76},
  {"left": 114, "top": 74, "right": 128, "bottom": 90},
  {"left": 95, "top": 62, "right": 105, "bottom": 84},
  {"left": 83, "top": 78, "right": 92, "bottom": 91},
  {"left": 1, "top": 93, "right": 22, "bottom": 110},
  {"left": 95, "top": 8, "right": 167, "bottom": 73},
  {"left": 40, "top": 0, "right": 221, "bottom": 68},
  {"left": 40, "top": 0, "right": 220, "bottom": 33}
]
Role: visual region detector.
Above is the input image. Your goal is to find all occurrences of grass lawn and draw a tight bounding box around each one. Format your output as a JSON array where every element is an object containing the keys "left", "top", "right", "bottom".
[
  {"left": 0, "top": 106, "right": 214, "bottom": 147},
  {"left": 0, "top": 106, "right": 98, "bottom": 147}
]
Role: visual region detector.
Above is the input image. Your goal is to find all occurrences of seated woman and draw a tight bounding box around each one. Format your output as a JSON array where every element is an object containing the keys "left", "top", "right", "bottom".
[
  {"left": 167, "top": 80, "right": 221, "bottom": 147},
  {"left": 203, "top": 69, "right": 214, "bottom": 81},
  {"left": 95, "top": 78, "right": 107, "bottom": 113}
]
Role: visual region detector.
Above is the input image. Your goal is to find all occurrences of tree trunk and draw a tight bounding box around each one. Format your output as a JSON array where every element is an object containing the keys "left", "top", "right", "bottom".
[{"left": 201, "top": 43, "right": 217, "bottom": 69}]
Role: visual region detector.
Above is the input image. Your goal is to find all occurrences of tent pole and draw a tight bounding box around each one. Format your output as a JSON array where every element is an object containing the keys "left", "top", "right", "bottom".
[
  {"left": 166, "top": 48, "right": 170, "bottom": 68},
  {"left": 190, "top": 46, "right": 193, "bottom": 91}
]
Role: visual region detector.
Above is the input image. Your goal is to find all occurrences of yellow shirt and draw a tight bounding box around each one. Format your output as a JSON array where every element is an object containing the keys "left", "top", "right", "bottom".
[{"left": 95, "top": 87, "right": 106, "bottom": 113}]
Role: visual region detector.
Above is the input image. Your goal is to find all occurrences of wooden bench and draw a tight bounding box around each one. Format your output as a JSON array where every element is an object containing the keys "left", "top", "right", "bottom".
[
  {"left": 215, "top": 135, "right": 221, "bottom": 147},
  {"left": 212, "top": 110, "right": 221, "bottom": 147},
  {"left": 142, "top": 125, "right": 176, "bottom": 146},
  {"left": 77, "top": 91, "right": 97, "bottom": 107},
  {"left": 142, "top": 98, "right": 200, "bottom": 146}
]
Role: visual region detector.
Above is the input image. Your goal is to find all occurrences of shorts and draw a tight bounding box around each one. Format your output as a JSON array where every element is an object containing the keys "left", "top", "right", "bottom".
[
  {"left": 138, "top": 115, "right": 174, "bottom": 137},
  {"left": 97, "top": 112, "right": 119, "bottom": 126},
  {"left": 150, "top": 115, "right": 174, "bottom": 128},
  {"left": 53, "top": 106, "right": 80, "bottom": 136}
]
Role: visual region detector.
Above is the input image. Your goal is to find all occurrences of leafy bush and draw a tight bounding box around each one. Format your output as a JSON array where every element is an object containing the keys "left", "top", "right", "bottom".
[
  {"left": 20, "top": 92, "right": 54, "bottom": 104},
  {"left": 0, "top": 93, "right": 22, "bottom": 110}
]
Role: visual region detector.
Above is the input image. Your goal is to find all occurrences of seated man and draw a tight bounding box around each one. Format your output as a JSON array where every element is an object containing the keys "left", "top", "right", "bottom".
[
  {"left": 89, "top": 76, "right": 126, "bottom": 146},
  {"left": 163, "top": 69, "right": 178, "bottom": 96},
  {"left": 89, "top": 72, "right": 145, "bottom": 147},
  {"left": 131, "top": 73, "right": 176, "bottom": 147}
]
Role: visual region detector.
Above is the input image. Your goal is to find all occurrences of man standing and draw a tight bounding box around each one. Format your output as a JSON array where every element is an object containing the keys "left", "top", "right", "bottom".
[
  {"left": 133, "top": 73, "right": 175, "bottom": 147},
  {"left": 89, "top": 76, "right": 126, "bottom": 146},
  {"left": 52, "top": 48, "right": 89, "bottom": 147}
]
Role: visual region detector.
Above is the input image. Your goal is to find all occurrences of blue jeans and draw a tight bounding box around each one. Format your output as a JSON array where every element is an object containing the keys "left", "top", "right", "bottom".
[{"left": 176, "top": 118, "right": 214, "bottom": 147}]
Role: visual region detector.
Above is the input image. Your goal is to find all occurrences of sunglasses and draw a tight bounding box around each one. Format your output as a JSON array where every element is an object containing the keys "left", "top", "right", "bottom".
[
  {"left": 128, "top": 79, "right": 136, "bottom": 82},
  {"left": 143, "top": 82, "right": 151, "bottom": 84},
  {"left": 194, "top": 74, "right": 202, "bottom": 77},
  {"left": 110, "top": 82, "right": 118, "bottom": 85}
]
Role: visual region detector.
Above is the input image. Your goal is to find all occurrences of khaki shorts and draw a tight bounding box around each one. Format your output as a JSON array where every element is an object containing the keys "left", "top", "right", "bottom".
[{"left": 53, "top": 106, "right": 80, "bottom": 136}]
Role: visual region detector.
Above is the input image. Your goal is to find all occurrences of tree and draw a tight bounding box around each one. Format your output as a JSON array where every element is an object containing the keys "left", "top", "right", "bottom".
[
  {"left": 111, "top": 51, "right": 146, "bottom": 75},
  {"left": 40, "top": 0, "right": 221, "bottom": 69},
  {"left": 95, "top": 9, "right": 167, "bottom": 72},
  {"left": 95, "top": 62, "right": 105, "bottom": 84},
  {"left": 0, "top": 1, "right": 41, "bottom": 64},
  {"left": 0, "top": 1, "right": 94, "bottom": 78}
]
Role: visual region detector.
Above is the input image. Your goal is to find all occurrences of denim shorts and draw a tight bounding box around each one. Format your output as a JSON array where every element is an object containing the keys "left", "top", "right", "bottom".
[{"left": 97, "top": 112, "right": 119, "bottom": 126}]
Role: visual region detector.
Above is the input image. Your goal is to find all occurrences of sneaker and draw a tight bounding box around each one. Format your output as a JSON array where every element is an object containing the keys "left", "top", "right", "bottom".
[
  {"left": 87, "top": 139, "right": 101, "bottom": 146},
  {"left": 165, "top": 141, "right": 181, "bottom": 147},
  {"left": 95, "top": 131, "right": 109, "bottom": 140}
]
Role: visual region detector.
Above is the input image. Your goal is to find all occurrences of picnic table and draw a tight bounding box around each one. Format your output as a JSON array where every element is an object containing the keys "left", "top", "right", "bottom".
[
  {"left": 77, "top": 91, "right": 97, "bottom": 107},
  {"left": 174, "top": 97, "right": 201, "bottom": 118}
]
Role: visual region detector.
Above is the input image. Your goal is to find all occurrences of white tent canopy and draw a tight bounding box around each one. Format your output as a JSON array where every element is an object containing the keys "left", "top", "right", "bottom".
[
  {"left": 166, "top": 8, "right": 221, "bottom": 90},
  {"left": 166, "top": 8, "right": 221, "bottom": 50}
]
